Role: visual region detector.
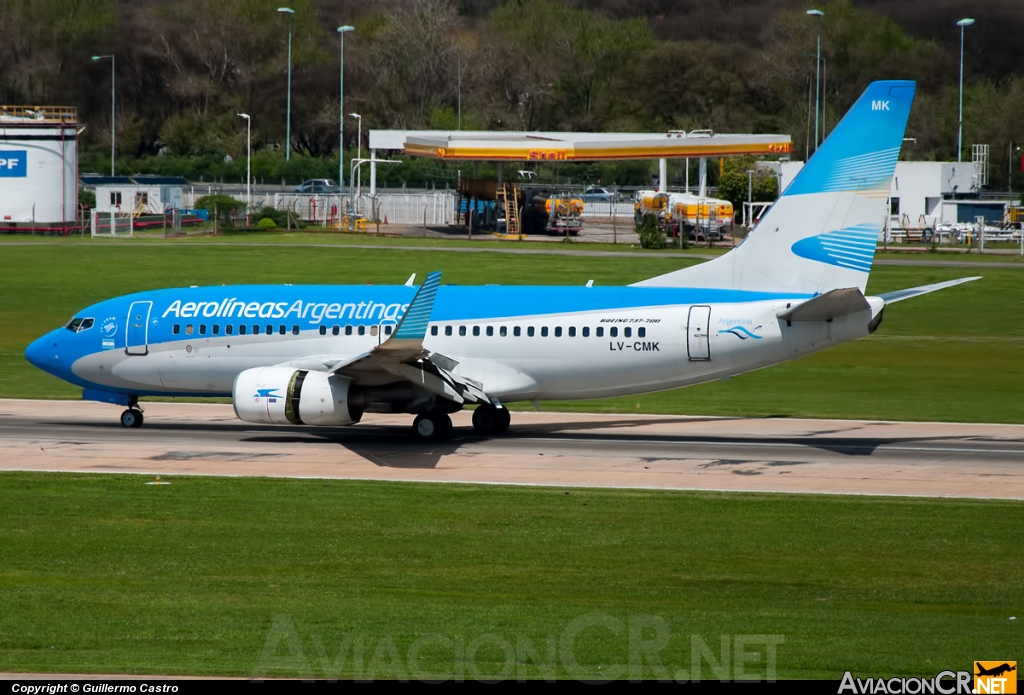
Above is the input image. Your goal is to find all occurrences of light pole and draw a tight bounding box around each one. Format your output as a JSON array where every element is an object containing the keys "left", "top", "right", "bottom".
[
  {"left": 350, "top": 112, "right": 362, "bottom": 194},
  {"left": 806, "top": 9, "right": 824, "bottom": 153},
  {"left": 237, "top": 113, "right": 251, "bottom": 212},
  {"left": 957, "top": 17, "right": 975, "bottom": 163},
  {"left": 91, "top": 55, "right": 115, "bottom": 176},
  {"left": 278, "top": 7, "right": 295, "bottom": 162},
  {"left": 337, "top": 25, "right": 354, "bottom": 195}
]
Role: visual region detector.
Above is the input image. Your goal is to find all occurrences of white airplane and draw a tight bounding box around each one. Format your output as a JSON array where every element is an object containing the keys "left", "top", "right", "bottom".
[{"left": 26, "top": 80, "right": 978, "bottom": 440}]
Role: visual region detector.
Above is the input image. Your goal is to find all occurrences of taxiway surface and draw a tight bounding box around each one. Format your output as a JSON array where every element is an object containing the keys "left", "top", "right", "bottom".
[{"left": 2, "top": 399, "right": 1023, "bottom": 499}]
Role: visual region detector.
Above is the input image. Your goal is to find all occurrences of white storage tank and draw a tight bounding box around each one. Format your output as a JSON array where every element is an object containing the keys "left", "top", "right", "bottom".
[{"left": 0, "top": 106, "right": 79, "bottom": 228}]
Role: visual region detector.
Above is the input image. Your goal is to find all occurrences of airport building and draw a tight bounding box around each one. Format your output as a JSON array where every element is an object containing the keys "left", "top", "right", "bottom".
[{"left": 780, "top": 160, "right": 1016, "bottom": 235}]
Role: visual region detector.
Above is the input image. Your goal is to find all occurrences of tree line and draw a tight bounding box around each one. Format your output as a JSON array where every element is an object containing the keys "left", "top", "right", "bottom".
[{"left": 1, "top": 0, "right": 1021, "bottom": 190}]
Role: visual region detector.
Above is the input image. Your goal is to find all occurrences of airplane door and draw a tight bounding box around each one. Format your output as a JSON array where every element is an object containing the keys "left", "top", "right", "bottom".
[
  {"left": 125, "top": 300, "right": 152, "bottom": 356},
  {"left": 687, "top": 305, "right": 711, "bottom": 361}
]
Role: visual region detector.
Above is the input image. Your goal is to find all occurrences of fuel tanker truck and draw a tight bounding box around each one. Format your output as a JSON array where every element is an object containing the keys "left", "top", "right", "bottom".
[{"left": 634, "top": 190, "right": 734, "bottom": 241}]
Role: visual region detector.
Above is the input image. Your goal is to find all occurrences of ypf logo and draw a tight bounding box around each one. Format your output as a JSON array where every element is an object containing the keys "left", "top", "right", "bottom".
[
  {"left": 0, "top": 150, "right": 27, "bottom": 177},
  {"left": 974, "top": 661, "right": 1017, "bottom": 694}
]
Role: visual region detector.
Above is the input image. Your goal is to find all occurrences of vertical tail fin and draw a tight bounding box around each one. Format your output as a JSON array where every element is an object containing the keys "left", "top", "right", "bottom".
[{"left": 634, "top": 80, "right": 916, "bottom": 294}]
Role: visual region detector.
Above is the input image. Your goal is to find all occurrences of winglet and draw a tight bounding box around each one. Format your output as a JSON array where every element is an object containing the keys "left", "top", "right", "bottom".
[{"left": 393, "top": 271, "right": 441, "bottom": 340}]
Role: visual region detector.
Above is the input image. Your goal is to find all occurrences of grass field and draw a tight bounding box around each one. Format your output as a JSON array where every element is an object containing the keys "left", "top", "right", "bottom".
[
  {"left": 0, "top": 473, "right": 1020, "bottom": 679},
  {"left": 1, "top": 240, "right": 1022, "bottom": 422}
]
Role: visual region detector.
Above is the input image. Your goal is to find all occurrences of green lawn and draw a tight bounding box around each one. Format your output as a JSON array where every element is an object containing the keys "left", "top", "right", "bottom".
[
  {"left": 0, "top": 473, "right": 1019, "bottom": 679},
  {"left": 1, "top": 242, "right": 1022, "bottom": 422}
]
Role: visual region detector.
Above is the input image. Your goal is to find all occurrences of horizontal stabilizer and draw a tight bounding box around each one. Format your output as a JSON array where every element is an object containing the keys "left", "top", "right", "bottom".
[
  {"left": 777, "top": 287, "right": 870, "bottom": 322},
  {"left": 878, "top": 276, "right": 981, "bottom": 304}
]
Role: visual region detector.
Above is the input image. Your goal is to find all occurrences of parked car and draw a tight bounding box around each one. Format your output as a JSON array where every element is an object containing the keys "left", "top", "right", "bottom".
[
  {"left": 581, "top": 186, "right": 616, "bottom": 203},
  {"left": 294, "top": 179, "right": 340, "bottom": 194}
]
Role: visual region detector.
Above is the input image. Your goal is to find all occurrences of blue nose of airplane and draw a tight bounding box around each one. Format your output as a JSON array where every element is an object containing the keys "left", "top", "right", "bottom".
[{"left": 25, "top": 331, "right": 61, "bottom": 373}]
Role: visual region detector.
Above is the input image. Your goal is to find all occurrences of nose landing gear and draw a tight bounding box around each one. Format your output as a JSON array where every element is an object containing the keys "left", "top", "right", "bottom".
[
  {"left": 120, "top": 396, "right": 144, "bottom": 428},
  {"left": 120, "top": 408, "right": 144, "bottom": 428}
]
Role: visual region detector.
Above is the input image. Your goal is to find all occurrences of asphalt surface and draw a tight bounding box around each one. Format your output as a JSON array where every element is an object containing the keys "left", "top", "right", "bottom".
[{"left": 3, "top": 400, "right": 1023, "bottom": 499}]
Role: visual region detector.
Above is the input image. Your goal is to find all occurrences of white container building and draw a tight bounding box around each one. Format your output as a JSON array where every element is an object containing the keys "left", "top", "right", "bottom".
[{"left": 0, "top": 106, "right": 79, "bottom": 228}]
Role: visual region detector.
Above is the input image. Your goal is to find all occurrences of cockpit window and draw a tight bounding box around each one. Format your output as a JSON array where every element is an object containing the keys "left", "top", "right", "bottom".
[{"left": 65, "top": 318, "right": 94, "bottom": 333}]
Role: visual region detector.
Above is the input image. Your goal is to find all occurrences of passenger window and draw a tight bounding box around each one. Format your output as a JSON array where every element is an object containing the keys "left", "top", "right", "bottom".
[
  {"left": 185, "top": 325, "right": 194, "bottom": 335},
  {"left": 513, "top": 327, "right": 520, "bottom": 337},
  {"left": 624, "top": 327, "right": 631, "bottom": 338},
  {"left": 430, "top": 326, "right": 438, "bottom": 336},
  {"left": 541, "top": 327, "right": 548, "bottom": 337},
  {"left": 319, "top": 326, "right": 327, "bottom": 335},
  {"left": 212, "top": 325, "right": 220, "bottom": 335},
  {"left": 610, "top": 327, "right": 618, "bottom": 338},
  {"left": 172, "top": 325, "right": 180, "bottom": 335},
  {"left": 279, "top": 325, "right": 286, "bottom": 335},
  {"left": 638, "top": 327, "right": 646, "bottom": 338},
  {"left": 225, "top": 325, "right": 233, "bottom": 335},
  {"left": 199, "top": 325, "right": 206, "bottom": 335},
  {"left": 332, "top": 326, "right": 340, "bottom": 336},
  {"left": 472, "top": 326, "right": 480, "bottom": 337},
  {"left": 554, "top": 327, "right": 562, "bottom": 337},
  {"left": 265, "top": 325, "right": 273, "bottom": 335},
  {"left": 370, "top": 326, "right": 378, "bottom": 336},
  {"left": 358, "top": 325, "right": 366, "bottom": 336},
  {"left": 292, "top": 325, "right": 300, "bottom": 335},
  {"left": 568, "top": 327, "right": 576, "bottom": 337},
  {"left": 252, "top": 325, "right": 259, "bottom": 335},
  {"left": 346, "top": 325, "right": 353, "bottom": 335},
  {"left": 445, "top": 326, "right": 453, "bottom": 336},
  {"left": 528, "top": 327, "right": 535, "bottom": 337},
  {"left": 459, "top": 326, "right": 467, "bottom": 337},
  {"left": 385, "top": 325, "right": 393, "bottom": 335},
  {"left": 487, "top": 326, "right": 495, "bottom": 337},
  {"left": 596, "top": 327, "right": 604, "bottom": 337},
  {"left": 583, "top": 327, "right": 590, "bottom": 337},
  {"left": 239, "top": 325, "right": 247, "bottom": 335},
  {"left": 499, "top": 326, "right": 507, "bottom": 337}
]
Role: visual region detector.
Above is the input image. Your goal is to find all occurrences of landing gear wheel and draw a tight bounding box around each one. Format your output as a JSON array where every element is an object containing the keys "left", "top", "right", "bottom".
[
  {"left": 472, "top": 405, "right": 510, "bottom": 435},
  {"left": 494, "top": 407, "right": 511, "bottom": 434},
  {"left": 472, "top": 404, "right": 499, "bottom": 434},
  {"left": 412, "top": 412, "right": 452, "bottom": 442},
  {"left": 120, "top": 409, "right": 144, "bottom": 429}
]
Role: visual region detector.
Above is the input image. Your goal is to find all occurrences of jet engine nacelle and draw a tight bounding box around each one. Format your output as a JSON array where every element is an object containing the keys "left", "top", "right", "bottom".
[{"left": 232, "top": 366, "right": 362, "bottom": 426}]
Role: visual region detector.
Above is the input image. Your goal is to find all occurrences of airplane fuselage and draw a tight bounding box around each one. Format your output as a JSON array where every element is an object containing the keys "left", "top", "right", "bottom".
[{"left": 28, "top": 284, "right": 882, "bottom": 404}]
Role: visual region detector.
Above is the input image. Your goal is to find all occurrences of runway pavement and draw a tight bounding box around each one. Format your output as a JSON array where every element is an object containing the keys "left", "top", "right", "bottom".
[{"left": 2, "top": 399, "right": 1023, "bottom": 499}]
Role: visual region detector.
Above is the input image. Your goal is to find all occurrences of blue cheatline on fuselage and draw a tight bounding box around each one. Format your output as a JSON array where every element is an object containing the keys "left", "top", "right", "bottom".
[{"left": 125, "top": 283, "right": 812, "bottom": 329}]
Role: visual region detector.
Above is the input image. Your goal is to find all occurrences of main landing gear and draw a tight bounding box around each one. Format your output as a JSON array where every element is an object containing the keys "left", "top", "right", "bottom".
[
  {"left": 120, "top": 397, "right": 144, "bottom": 429},
  {"left": 472, "top": 404, "right": 510, "bottom": 436},
  {"left": 412, "top": 412, "right": 453, "bottom": 441},
  {"left": 410, "top": 405, "right": 512, "bottom": 441}
]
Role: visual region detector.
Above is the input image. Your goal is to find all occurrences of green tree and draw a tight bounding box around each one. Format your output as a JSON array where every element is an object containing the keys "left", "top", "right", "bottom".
[{"left": 0, "top": 0, "right": 115, "bottom": 102}]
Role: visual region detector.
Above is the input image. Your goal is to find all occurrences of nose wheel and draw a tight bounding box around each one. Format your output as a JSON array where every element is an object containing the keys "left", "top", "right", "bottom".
[
  {"left": 120, "top": 408, "right": 144, "bottom": 428},
  {"left": 412, "top": 412, "right": 453, "bottom": 441}
]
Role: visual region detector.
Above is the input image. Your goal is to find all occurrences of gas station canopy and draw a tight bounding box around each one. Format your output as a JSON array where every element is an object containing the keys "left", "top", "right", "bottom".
[{"left": 368, "top": 130, "right": 792, "bottom": 161}]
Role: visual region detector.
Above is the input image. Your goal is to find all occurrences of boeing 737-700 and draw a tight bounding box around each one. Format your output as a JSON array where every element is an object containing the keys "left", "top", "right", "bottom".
[{"left": 25, "top": 80, "right": 978, "bottom": 441}]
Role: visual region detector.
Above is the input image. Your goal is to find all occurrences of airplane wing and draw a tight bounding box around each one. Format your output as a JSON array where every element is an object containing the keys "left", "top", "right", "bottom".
[
  {"left": 877, "top": 276, "right": 981, "bottom": 304},
  {"left": 299, "top": 271, "right": 492, "bottom": 406}
]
